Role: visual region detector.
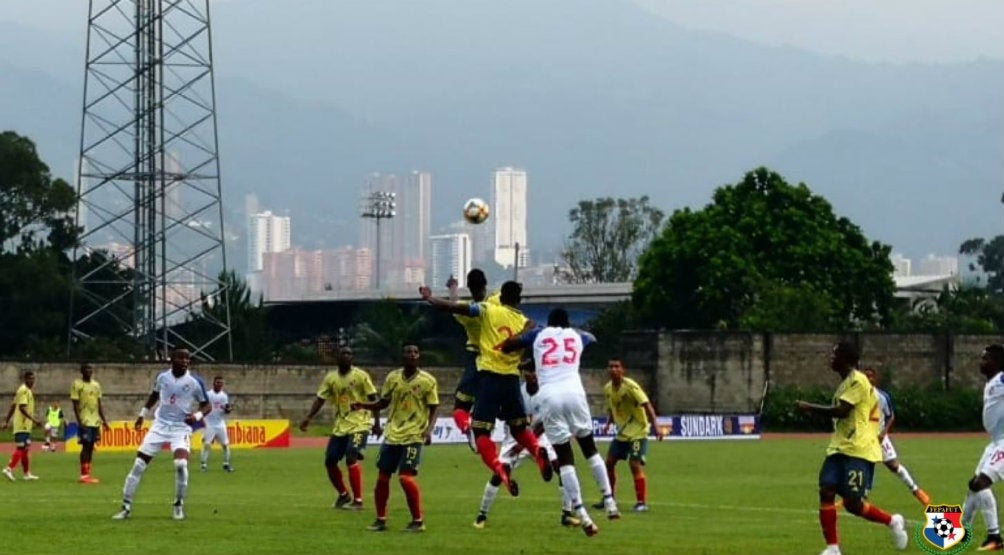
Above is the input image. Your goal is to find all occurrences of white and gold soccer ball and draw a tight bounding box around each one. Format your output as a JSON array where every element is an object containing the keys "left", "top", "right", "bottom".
[{"left": 463, "top": 198, "right": 490, "bottom": 224}]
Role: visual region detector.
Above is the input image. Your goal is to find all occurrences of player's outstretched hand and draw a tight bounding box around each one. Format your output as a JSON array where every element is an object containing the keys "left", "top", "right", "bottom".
[{"left": 224, "top": 403, "right": 232, "bottom": 414}]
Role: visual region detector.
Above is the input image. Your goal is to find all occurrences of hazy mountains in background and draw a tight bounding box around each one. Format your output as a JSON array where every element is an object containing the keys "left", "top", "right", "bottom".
[{"left": 1, "top": 0, "right": 1002, "bottom": 265}]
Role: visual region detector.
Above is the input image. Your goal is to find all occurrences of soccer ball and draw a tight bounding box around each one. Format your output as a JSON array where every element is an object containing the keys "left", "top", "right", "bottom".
[
  {"left": 463, "top": 198, "right": 490, "bottom": 224},
  {"left": 934, "top": 518, "right": 954, "bottom": 538}
]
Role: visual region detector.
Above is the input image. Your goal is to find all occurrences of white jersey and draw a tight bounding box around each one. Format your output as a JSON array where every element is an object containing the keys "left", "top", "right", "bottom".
[
  {"left": 152, "top": 370, "right": 208, "bottom": 426},
  {"left": 530, "top": 327, "right": 592, "bottom": 390},
  {"left": 875, "top": 388, "right": 894, "bottom": 431},
  {"left": 205, "top": 390, "right": 229, "bottom": 426},
  {"left": 984, "top": 372, "right": 1004, "bottom": 442}
]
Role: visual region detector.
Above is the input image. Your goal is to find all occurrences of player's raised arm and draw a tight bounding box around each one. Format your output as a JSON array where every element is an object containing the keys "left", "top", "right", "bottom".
[{"left": 419, "top": 285, "right": 477, "bottom": 315}]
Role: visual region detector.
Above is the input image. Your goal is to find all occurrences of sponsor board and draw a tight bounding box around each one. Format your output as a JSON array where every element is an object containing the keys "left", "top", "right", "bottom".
[
  {"left": 592, "top": 414, "right": 761, "bottom": 441},
  {"left": 64, "top": 420, "right": 291, "bottom": 452}
]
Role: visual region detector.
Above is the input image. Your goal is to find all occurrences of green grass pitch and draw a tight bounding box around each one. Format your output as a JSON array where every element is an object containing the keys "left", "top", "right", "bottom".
[{"left": 0, "top": 436, "right": 986, "bottom": 554}]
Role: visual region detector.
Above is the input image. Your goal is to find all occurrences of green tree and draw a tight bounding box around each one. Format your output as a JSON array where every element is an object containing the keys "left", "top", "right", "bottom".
[
  {"left": 560, "top": 196, "right": 664, "bottom": 283},
  {"left": 633, "top": 167, "right": 895, "bottom": 330},
  {"left": 960, "top": 236, "right": 1004, "bottom": 292},
  {"left": 889, "top": 285, "right": 1004, "bottom": 333},
  {"left": 0, "top": 131, "right": 79, "bottom": 253},
  {"left": 352, "top": 299, "right": 433, "bottom": 364}
]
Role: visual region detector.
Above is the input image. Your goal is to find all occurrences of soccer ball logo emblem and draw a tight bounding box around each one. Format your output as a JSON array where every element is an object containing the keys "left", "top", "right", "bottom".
[
  {"left": 463, "top": 198, "right": 490, "bottom": 224},
  {"left": 934, "top": 518, "right": 954, "bottom": 538}
]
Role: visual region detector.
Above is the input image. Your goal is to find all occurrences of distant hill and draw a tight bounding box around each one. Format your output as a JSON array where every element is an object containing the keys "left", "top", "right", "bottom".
[{"left": 1, "top": 0, "right": 1001, "bottom": 263}]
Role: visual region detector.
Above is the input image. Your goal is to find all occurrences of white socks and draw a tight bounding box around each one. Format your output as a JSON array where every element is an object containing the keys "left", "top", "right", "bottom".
[
  {"left": 895, "top": 465, "right": 918, "bottom": 490},
  {"left": 587, "top": 453, "right": 613, "bottom": 497},
  {"left": 963, "top": 488, "right": 1000, "bottom": 534},
  {"left": 480, "top": 482, "right": 499, "bottom": 514},
  {"left": 122, "top": 458, "right": 148, "bottom": 506},
  {"left": 174, "top": 458, "right": 189, "bottom": 504}
]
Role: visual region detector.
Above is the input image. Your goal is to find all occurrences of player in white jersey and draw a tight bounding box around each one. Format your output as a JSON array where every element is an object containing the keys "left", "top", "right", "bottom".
[
  {"left": 962, "top": 344, "right": 1004, "bottom": 551},
  {"left": 862, "top": 368, "right": 930, "bottom": 505},
  {"left": 473, "top": 375, "right": 579, "bottom": 529},
  {"left": 502, "top": 307, "right": 619, "bottom": 537},
  {"left": 201, "top": 375, "right": 234, "bottom": 473},
  {"left": 112, "top": 348, "right": 211, "bottom": 521}
]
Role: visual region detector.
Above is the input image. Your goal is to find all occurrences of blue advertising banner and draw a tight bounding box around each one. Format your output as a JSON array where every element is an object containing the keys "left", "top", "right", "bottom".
[{"left": 591, "top": 414, "right": 761, "bottom": 441}]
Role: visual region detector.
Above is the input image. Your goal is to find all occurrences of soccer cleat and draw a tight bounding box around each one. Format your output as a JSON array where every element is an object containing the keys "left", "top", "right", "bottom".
[
  {"left": 367, "top": 519, "right": 388, "bottom": 532},
  {"left": 223, "top": 464, "right": 234, "bottom": 473},
  {"left": 818, "top": 546, "right": 842, "bottom": 555},
  {"left": 508, "top": 476, "right": 521, "bottom": 497},
  {"left": 404, "top": 520, "right": 426, "bottom": 533},
  {"left": 633, "top": 502, "right": 649, "bottom": 512},
  {"left": 978, "top": 534, "right": 1004, "bottom": 551},
  {"left": 465, "top": 427, "right": 478, "bottom": 453},
  {"left": 582, "top": 521, "right": 600, "bottom": 537},
  {"left": 111, "top": 507, "right": 131, "bottom": 520},
  {"left": 536, "top": 447, "right": 553, "bottom": 482},
  {"left": 913, "top": 488, "right": 931, "bottom": 505},
  {"left": 474, "top": 512, "right": 488, "bottom": 529},
  {"left": 497, "top": 463, "right": 517, "bottom": 497},
  {"left": 173, "top": 502, "right": 185, "bottom": 521},
  {"left": 888, "top": 514, "right": 908, "bottom": 550},
  {"left": 22, "top": 473, "right": 39, "bottom": 481},
  {"left": 345, "top": 501, "right": 364, "bottom": 511},
  {"left": 603, "top": 496, "right": 621, "bottom": 520},
  {"left": 79, "top": 475, "right": 101, "bottom": 484},
  {"left": 561, "top": 510, "right": 581, "bottom": 527},
  {"left": 333, "top": 492, "right": 352, "bottom": 509},
  {"left": 2, "top": 467, "right": 15, "bottom": 482}
]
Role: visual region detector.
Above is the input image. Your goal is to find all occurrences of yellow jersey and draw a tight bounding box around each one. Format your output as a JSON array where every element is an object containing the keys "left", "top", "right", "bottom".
[
  {"left": 381, "top": 369, "right": 439, "bottom": 445},
  {"left": 604, "top": 377, "right": 652, "bottom": 441},
  {"left": 12, "top": 384, "right": 35, "bottom": 434},
  {"left": 453, "top": 291, "right": 500, "bottom": 351},
  {"left": 470, "top": 301, "right": 528, "bottom": 376},
  {"left": 316, "top": 366, "right": 378, "bottom": 436},
  {"left": 826, "top": 369, "right": 882, "bottom": 462},
  {"left": 70, "top": 378, "right": 103, "bottom": 427}
]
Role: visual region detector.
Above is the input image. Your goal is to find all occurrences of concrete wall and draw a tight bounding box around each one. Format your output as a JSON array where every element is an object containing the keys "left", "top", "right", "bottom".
[{"left": 1, "top": 332, "right": 995, "bottom": 418}]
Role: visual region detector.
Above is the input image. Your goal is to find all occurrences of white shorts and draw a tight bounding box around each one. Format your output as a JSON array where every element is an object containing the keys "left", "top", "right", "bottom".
[
  {"left": 203, "top": 422, "right": 230, "bottom": 445},
  {"left": 138, "top": 422, "right": 192, "bottom": 457},
  {"left": 536, "top": 387, "right": 594, "bottom": 445},
  {"left": 975, "top": 441, "right": 1004, "bottom": 482},
  {"left": 880, "top": 435, "right": 898, "bottom": 462},
  {"left": 499, "top": 429, "right": 556, "bottom": 468}
]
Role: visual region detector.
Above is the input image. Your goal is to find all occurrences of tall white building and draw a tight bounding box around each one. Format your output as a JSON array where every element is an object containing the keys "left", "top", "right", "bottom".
[
  {"left": 429, "top": 233, "right": 472, "bottom": 289},
  {"left": 890, "top": 253, "right": 912, "bottom": 277},
  {"left": 248, "top": 210, "right": 291, "bottom": 273},
  {"left": 917, "top": 254, "right": 958, "bottom": 276},
  {"left": 492, "top": 167, "right": 529, "bottom": 268}
]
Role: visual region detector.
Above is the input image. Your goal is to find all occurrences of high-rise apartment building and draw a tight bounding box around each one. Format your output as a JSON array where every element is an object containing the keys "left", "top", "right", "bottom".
[
  {"left": 360, "top": 171, "right": 431, "bottom": 288},
  {"left": 430, "top": 233, "right": 472, "bottom": 288},
  {"left": 492, "top": 167, "right": 529, "bottom": 268},
  {"left": 248, "top": 210, "right": 291, "bottom": 273},
  {"left": 917, "top": 254, "right": 958, "bottom": 276}
]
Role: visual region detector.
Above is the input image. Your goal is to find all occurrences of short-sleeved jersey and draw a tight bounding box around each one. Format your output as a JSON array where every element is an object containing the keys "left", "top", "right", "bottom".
[
  {"left": 983, "top": 372, "right": 1004, "bottom": 442},
  {"left": 205, "top": 390, "right": 230, "bottom": 426},
  {"left": 152, "top": 370, "right": 208, "bottom": 426},
  {"left": 316, "top": 367, "right": 378, "bottom": 436},
  {"left": 825, "top": 369, "right": 881, "bottom": 462},
  {"left": 70, "top": 379, "right": 103, "bottom": 426},
  {"left": 875, "top": 387, "right": 895, "bottom": 432},
  {"left": 12, "top": 384, "right": 35, "bottom": 434},
  {"left": 605, "top": 377, "right": 652, "bottom": 441},
  {"left": 381, "top": 369, "right": 439, "bottom": 445},
  {"left": 520, "top": 326, "right": 594, "bottom": 389},
  {"left": 453, "top": 291, "right": 501, "bottom": 351},
  {"left": 469, "top": 301, "right": 528, "bottom": 375}
]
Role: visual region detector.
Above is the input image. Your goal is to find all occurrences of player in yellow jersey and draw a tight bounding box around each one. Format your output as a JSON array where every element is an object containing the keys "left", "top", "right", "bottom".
[
  {"left": 420, "top": 280, "right": 551, "bottom": 494},
  {"left": 597, "top": 359, "right": 663, "bottom": 513},
  {"left": 300, "top": 345, "right": 380, "bottom": 510},
  {"left": 446, "top": 268, "right": 496, "bottom": 449},
  {"left": 795, "top": 342, "right": 908, "bottom": 555},
  {"left": 353, "top": 345, "right": 439, "bottom": 532},
  {"left": 70, "top": 363, "right": 111, "bottom": 483},
  {"left": 2, "top": 371, "right": 42, "bottom": 481}
]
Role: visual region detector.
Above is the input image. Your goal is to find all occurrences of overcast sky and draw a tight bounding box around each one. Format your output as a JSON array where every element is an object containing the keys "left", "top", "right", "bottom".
[
  {"left": 4, "top": 0, "right": 1002, "bottom": 64},
  {"left": 634, "top": 0, "right": 1004, "bottom": 63}
]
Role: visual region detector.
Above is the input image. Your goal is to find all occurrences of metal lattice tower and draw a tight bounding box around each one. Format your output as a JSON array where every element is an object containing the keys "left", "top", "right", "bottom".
[{"left": 70, "top": 0, "right": 231, "bottom": 361}]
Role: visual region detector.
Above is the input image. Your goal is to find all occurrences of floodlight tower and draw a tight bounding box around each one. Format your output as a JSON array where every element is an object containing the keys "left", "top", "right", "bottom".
[{"left": 69, "top": 0, "right": 232, "bottom": 361}]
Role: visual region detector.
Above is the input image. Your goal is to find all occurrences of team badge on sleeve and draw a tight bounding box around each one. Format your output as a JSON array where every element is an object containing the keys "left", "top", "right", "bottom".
[{"left": 916, "top": 504, "right": 970, "bottom": 554}]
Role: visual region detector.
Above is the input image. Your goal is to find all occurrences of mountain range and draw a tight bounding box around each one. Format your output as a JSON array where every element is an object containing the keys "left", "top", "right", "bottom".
[{"left": 1, "top": 0, "right": 1001, "bottom": 265}]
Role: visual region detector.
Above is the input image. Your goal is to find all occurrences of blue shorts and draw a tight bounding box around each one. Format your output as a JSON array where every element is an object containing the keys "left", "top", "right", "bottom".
[
  {"left": 608, "top": 438, "right": 648, "bottom": 464},
  {"left": 471, "top": 372, "right": 528, "bottom": 431},
  {"left": 454, "top": 350, "right": 481, "bottom": 405},
  {"left": 818, "top": 453, "right": 875, "bottom": 500},
  {"left": 78, "top": 426, "right": 102, "bottom": 445},
  {"left": 13, "top": 432, "right": 31, "bottom": 449},
  {"left": 325, "top": 432, "right": 368, "bottom": 465},
  {"left": 376, "top": 443, "right": 423, "bottom": 475}
]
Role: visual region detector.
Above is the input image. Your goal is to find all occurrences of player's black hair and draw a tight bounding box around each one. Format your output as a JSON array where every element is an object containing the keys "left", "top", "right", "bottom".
[
  {"left": 985, "top": 344, "right": 1004, "bottom": 368},
  {"left": 547, "top": 307, "right": 571, "bottom": 327},
  {"left": 22, "top": 370, "right": 34, "bottom": 379},
  {"left": 834, "top": 341, "right": 860, "bottom": 366},
  {"left": 213, "top": 375, "right": 224, "bottom": 381},
  {"left": 500, "top": 281, "right": 522, "bottom": 304},
  {"left": 467, "top": 268, "right": 487, "bottom": 289}
]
